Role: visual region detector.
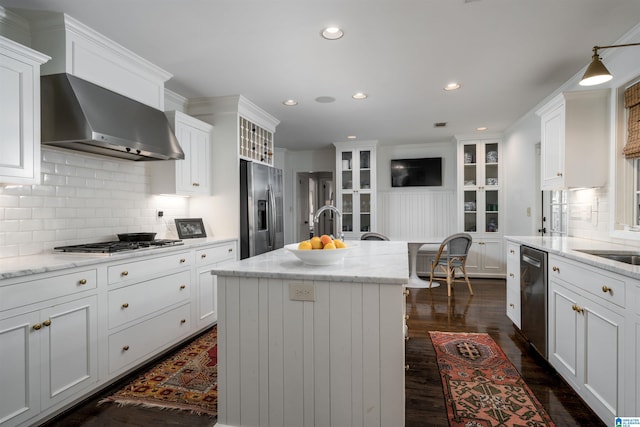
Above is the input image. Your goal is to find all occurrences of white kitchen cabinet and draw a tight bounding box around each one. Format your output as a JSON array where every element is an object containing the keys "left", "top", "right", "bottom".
[
  {"left": 505, "top": 242, "right": 521, "bottom": 328},
  {"left": 195, "top": 241, "right": 237, "bottom": 328},
  {"left": 334, "top": 141, "right": 378, "bottom": 239},
  {"left": 456, "top": 136, "right": 504, "bottom": 277},
  {"left": 0, "top": 36, "right": 49, "bottom": 185},
  {"left": 535, "top": 90, "right": 608, "bottom": 190},
  {"left": 151, "top": 111, "right": 213, "bottom": 196},
  {"left": 0, "top": 294, "right": 98, "bottom": 427},
  {"left": 548, "top": 254, "right": 625, "bottom": 423}
]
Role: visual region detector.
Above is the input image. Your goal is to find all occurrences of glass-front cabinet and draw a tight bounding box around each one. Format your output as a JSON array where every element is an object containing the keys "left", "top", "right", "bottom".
[
  {"left": 457, "top": 137, "right": 504, "bottom": 277},
  {"left": 334, "top": 141, "right": 377, "bottom": 239}
]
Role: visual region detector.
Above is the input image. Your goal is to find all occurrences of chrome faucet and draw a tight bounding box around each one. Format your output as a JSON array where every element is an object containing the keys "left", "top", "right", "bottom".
[{"left": 313, "top": 205, "right": 344, "bottom": 241}]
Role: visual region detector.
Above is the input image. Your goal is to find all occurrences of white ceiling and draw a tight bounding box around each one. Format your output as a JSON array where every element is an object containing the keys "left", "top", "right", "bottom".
[{"left": 3, "top": 0, "right": 640, "bottom": 151}]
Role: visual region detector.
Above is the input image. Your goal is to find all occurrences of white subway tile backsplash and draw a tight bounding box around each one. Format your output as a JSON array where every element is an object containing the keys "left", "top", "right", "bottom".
[{"left": 0, "top": 148, "right": 191, "bottom": 258}]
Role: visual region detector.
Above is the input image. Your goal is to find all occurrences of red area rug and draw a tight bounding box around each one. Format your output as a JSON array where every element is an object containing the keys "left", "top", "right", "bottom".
[
  {"left": 429, "top": 331, "right": 555, "bottom": 427},
  {"left": 100, "top": 327, "right": 217, "bottom": 417}
]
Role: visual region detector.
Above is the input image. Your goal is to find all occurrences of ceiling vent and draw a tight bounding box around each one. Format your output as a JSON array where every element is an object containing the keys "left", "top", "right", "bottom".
[{"left": 434, "top": 122, "right": 447, "bottom": 128}]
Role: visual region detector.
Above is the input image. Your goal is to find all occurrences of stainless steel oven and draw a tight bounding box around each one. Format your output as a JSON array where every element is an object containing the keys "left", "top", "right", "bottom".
[{"left": 520, "top": 246, "right": 548, "bottom": 359}]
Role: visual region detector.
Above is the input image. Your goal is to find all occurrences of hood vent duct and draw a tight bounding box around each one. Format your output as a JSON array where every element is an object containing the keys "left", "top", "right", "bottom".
[{"left": 41, "top": 73, "right": 184, "bottom": 161}]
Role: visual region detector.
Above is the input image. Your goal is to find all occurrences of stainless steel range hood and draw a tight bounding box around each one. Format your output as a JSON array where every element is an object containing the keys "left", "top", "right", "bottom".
[{"left": 41, "top": 73, "right": 184, "bottom": 161}]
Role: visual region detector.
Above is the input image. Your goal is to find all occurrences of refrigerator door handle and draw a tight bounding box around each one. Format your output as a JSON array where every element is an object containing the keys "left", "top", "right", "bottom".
[{"left": 267, "top": 185, "right": 275, "bottom": 250}]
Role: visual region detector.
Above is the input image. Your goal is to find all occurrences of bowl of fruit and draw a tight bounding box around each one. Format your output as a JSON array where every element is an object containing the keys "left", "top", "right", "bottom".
[{"left": 285, "top": 235, "right": 350, "bottom": 266}]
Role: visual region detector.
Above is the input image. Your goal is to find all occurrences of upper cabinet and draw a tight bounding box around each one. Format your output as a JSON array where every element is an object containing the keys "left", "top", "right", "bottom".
[
  {"left": 151, "top": 111, "right": 213, "bottom": 196},
  {"left": 536, "top": 90, "right": 609, "bottom": 190},
  {"left": 28, "top": 12, "right": 171, "bottom": 109},
  {"left": 334, "top": 141, "right": 377, "bottom": 239},
  {"left": 0, "top": 36, "right": 50, "bottom": 185}
]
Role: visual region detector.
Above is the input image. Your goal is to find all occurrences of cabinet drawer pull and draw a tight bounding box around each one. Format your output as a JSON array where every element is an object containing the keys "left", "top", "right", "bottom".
[
  {"left": 79, "top": 279, "right": 87, "bottom": 285},
  {"left": 121, "top": 271, "right": 129, "bottom": 277},
  {"left": 192, "top": 182, "right": 200, "bottom": 187},
  {"left": 571, "top": 304, "right": 584, "bottom": 314},
  {"left": 180, "top": 258, "right": 186, "bottom": 264},
  {"left": 228, "top": 248, "right": 233, "bottom": 253},
  {"left": 122, "top": 303, "right": 129, "bottom": 309},
  {"left": 180, "top": 284, "right": 186, "bottom": 290},
  {"left": 552, "top": 266, "right": 560, "bottom": 272},
  {"left": 602, "top": 285, "right": 612, "bottom": 294},
  {"left": 404, "top": 314, "right": 409, "bottom": 320},
  {"left": 509, "top": 303, "right": 515, "bottom": 308},
  {"left": 122, "top": 345, "right": 130, "bottom": 351},
  {"left": 509, "top": 273, "right": 515, "bottom": 278},
  {"left": 201, "top": 253, "right": 207, "bottom": 259},
  {"left": 403, "top": 288, "right": 410, "bottom": 296},
  {"left": 43, "top": 319, "right": 51, "bottom": 327},
  {"left": 509, "top": 249, "right": 515, "bottom": 254},
  {"left": 180, "top": 319, "right": 186, "bottom": 324},
  {"left": 556, "top": 172, "right": 563, "bottom": 177},
  {"left": 32, "top": 323, "right": 42, "bottom": 331},
  {"left": 405, "top": 364, "right": 410, "bottom": 371}
]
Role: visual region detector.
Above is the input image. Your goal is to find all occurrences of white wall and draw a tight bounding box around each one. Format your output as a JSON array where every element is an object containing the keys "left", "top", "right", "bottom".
[{"left": 0, "top": 147, "right": 189, "bottom": 258}]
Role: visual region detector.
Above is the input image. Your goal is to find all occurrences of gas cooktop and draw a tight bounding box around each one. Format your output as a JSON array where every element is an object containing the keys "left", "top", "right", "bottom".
[{"left": 54, "top": 239, "right": 183, "bottom": 254}]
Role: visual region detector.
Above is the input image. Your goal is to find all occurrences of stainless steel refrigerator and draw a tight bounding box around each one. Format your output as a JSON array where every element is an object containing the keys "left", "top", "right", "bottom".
[{"left": 240, "top": 159, "right": 284, "bottom": 259}]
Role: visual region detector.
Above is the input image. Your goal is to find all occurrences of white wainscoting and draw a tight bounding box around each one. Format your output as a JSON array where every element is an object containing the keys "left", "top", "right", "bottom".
[
  {"left": 217, "top": 276, "right": 405, "bottom": 427},
  {"left": 377, "top": 190, "right": 457, "bottom": 240}
]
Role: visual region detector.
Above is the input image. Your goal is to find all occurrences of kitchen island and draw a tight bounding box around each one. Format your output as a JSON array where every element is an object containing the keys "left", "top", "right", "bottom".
[{"left": 211, "top": 240, "right": 409, "bottom": 427}]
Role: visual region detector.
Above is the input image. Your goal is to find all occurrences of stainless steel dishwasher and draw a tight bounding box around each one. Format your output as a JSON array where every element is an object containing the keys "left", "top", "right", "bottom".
[{"left": 520, "top": 246, "right": 548, "bottom": 359}]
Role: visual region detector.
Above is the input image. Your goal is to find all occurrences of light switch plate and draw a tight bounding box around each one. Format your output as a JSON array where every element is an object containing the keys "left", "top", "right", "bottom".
[{"left": 289, "top": 283, "right": 315, "bottom": 301}]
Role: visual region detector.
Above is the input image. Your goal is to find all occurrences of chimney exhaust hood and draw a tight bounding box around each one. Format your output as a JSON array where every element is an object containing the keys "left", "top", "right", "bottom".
[{"left": 41, "top": 73, "right": 184, "bottom": 161}]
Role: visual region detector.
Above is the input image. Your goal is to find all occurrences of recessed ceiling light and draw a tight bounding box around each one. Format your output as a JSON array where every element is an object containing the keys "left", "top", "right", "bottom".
[
  {"left": 477, "top": 126, "right": 488, "bottom": 131},
  {"left": 321, "top": 26, "right": 344, "bottom": 40},
  {"left": 347, "top": 135, "right": 357, "bottom": 140},
  {"left": 315, "top": 96, "right": 336, "bottom": 103},
  {"left": 444, "top": 83, "right": 461, "bottom": 91},
  {"left": 352, "top": 92, "right": 368, "bottom": 100},
  {"left": 283, "top": 99, "right": 298, "bottom": 106}
]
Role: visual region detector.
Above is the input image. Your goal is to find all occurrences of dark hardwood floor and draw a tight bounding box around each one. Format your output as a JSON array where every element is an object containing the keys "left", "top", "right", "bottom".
[{"left": 42, "top": 278, "right": 603, "bottom": 427}]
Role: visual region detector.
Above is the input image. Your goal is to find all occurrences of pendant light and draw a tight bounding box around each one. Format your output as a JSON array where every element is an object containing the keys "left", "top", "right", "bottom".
[{"left": 580, "top": 43, "right": 640, "bottom": 86}]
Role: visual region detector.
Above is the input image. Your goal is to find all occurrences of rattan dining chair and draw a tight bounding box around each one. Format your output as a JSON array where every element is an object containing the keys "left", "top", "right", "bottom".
[{"left": 429, "top": 233, "right": 473, "bottom": 297}]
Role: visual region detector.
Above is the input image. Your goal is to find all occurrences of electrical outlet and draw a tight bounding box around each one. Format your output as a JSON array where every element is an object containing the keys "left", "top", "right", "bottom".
[
  {"left": 289, "top": 283, "right": 315, "bottom": 301},
  {"left": 157, "top": 210, "right": 164, "bottom": 218}
]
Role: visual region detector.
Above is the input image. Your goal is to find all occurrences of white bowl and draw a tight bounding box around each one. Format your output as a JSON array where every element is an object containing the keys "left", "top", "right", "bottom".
[{"left": 285, "top": 242, "right": 351, "bottom": 266}]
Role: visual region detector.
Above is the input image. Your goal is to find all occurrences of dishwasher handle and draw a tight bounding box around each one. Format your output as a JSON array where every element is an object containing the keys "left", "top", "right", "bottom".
[{"left": 521, "top": 253, "right": 542, "bottom": 269}]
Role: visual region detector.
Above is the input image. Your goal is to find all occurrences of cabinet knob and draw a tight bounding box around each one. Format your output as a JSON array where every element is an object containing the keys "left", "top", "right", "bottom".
[
  {"left": 201, "top": 253, "right": 207, "bottom": 259},
  {"left": 180, "top": 319, "right": 186, "bottom": 324},
  {"left": 403, "top": 288, "right": 410, "bottom": 296},
  {"left": 79, "top": 279, "right": 87, "bottom": 285},
  {"left": 556, "top": 172, "right": 563, "bottom": 177},
  {"left": 180, "top": 258, "right": 186, "bottom": 264},
  {"left": 43, "top": 319, "right": 51, "bottom": 327},
  {"left": 405, "top": 364, "right": 410, "bottom": 371},
  {"left": 228, "top": 248, "right": 233, "bottom": 253},
  {"left": 122, "top": 303, "right": 129, "bottom": 309},
  {"left": 509, "top": 249, "right": 515, "bottom": 254},
  {"left": 602, "top": 285, "right": 612, "bottom": 294},
  {"left": 180, "top": 284, "right": 186, "bottom": 290},
  {"left": 404, "top": 314, "right": 409, "bottom": 320},
  {"left": 509, "top": 273, "right": 515, "bottom": 278},
  {"left": 121, "top": 271, "right": 129, "bottom": 277},
  {"left": 32, "top": 323, "right": 42, "bottom": 331},
  {"left": 571, "top": 304, "right": 584, "bottom": 314},
  {"left": 122, "top": 345, "right": 130, "bottom": 351},
  {"left": 509, "top": 303, "right": 515, "bottom": 308},
  {"left": 552, "top": 266, "right": 560, "bottom": 272}
]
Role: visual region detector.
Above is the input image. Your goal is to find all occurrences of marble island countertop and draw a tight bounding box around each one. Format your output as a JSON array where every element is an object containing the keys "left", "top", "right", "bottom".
[
  {"left": 0, "top": 237, "right": 237, "bottom": 280},
  {"left": 211, "top": 240, "right": 409, "bottom": 284},
  {"left": 506, "top": 235, "right": 640, "bottom": 280}
]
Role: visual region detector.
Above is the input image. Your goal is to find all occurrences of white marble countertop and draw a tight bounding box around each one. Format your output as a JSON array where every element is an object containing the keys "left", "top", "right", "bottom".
[
  {"left": 0, "top": 237, "right": 237, "bottom": 280},
  {"left": 211, "top": 240, "right": 410, "bottom": 284},
  {"left": 505, "top": 235, "right": 640, "bottom": 280}
]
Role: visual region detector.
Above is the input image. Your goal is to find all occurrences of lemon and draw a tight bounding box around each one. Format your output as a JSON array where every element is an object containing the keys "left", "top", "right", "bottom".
[
  {"left": 310, "top": 236, "right": 323, "bottom": 249},
  {"left": 298, "top": 240, "right": 312, "bottom": 250}
]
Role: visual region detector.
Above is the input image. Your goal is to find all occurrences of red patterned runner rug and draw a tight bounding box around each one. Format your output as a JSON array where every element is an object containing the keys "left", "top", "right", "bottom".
[
  {"left": 429, "top": 331, "right": 555, "bottom": 427},
  {"left": 100, "top": 327, "right": 217, "bottom": 416}
]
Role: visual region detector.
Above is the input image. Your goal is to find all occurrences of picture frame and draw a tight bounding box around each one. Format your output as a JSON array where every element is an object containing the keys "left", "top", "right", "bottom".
[{"left": 175, "top": 218, "right": 207, "bottom": 239}]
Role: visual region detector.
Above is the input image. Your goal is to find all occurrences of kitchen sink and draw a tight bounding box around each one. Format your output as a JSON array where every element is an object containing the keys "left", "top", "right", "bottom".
[{"left": 576, "top": 249, "right": 640, "bottom": 265}]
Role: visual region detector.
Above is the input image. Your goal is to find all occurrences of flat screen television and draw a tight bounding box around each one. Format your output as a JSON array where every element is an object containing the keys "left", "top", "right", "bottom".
[{"left": 390, "top": 157, "right": 442, "bottom": 187}]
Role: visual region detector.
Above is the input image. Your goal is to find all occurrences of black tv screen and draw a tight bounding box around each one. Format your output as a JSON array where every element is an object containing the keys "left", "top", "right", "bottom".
[{"left": 391, "top": 157, "right": 442, "bottom": 187}]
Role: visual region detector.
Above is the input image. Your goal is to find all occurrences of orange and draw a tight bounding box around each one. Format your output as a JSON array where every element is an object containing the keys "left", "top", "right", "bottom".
[
  {"left": 320, "top": 234, "right": 333, "bottom": 246},
  {"left": 310, "top": 236, "right": 323, "bottom": 249},
  {"left": 298, "top": 240, "right": 312, "bottom": 250}
]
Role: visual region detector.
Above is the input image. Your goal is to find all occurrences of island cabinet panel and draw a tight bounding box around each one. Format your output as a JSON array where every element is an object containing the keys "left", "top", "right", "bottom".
[{"left": 216, "top": 275, "right": 405, "bottom": 427}]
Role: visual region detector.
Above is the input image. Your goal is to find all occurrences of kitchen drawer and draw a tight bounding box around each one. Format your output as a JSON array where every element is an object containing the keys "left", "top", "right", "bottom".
[
  {"left": 108, "top": 302, "right": 192, "bottom": 374},
  {"left": 0, "top": 269, "right": 97, "bottom": 311},
  {"left": 108, "top": 270, "right": 191, "bottom": 329},
  {"left": 108, "top": 251, "right": 192, "bottom": 285},
  {"left": 196, "top": 242, "right": 236, "bottom": 265},
  {"left": 549, "top": 255, "right": 626, "bottom": 308}
]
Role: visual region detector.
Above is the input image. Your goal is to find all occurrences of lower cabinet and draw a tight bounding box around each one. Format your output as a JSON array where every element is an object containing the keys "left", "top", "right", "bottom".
[
  {"left": 465, "top": 238, "right": 504, "bottom": 277},
  {"left": 548, "top": 255, "right": 625, "bottom": 422},
  {"left": 195, "top": 241, "right": 236, "bottom": 329},
  {"left": 0, "top": 295, "right": 98, "bottom": 427},
  {"left": 505, "top": 242, "right": 520, "bottom": 328}
]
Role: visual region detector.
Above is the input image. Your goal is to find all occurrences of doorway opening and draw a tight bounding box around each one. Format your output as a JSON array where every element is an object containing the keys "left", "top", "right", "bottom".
[{"left": 296, "top": 172, "right": 333, "bottom": 241}]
